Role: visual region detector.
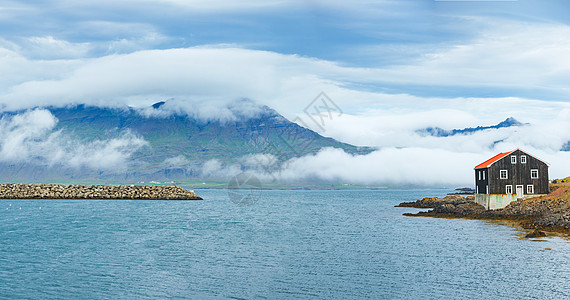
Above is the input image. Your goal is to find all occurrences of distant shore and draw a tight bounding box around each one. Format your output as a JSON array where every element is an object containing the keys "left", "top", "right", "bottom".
[
  {"left": 0, "top": 183, "right": 202, "bottom": 200},
  {"left": 397, "top": 178, "right": 570, "bottom": 237}
]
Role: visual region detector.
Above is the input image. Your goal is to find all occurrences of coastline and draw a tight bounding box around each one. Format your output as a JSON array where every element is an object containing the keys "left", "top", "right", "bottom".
[
  {"left": 397, "top": 185, "right": 570, "bottom": 238},
  {"left": 0, "top": 183, "right": 202, "bottom": 200}
]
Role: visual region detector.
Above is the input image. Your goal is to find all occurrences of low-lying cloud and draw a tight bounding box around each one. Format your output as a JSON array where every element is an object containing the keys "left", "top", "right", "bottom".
[
  {"left": 317, "top": 107, "right": 570, "bottom": 151},
  {"left": 0, "top": 109, "right": 148, "bottom": 170},
  {"left": 198, "top": 146, "right": 570, "bottom": 187},
  {"left": 275, "top": 147, "right": 570, "bottom": 187},
  {"left": 138, "top": 98, "right": 267, "bottom": 123}
]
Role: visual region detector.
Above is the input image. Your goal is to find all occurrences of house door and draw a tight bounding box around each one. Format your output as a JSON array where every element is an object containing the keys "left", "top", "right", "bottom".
[{"left": 516, "top": 185, "right": 524, "bottom": 199}]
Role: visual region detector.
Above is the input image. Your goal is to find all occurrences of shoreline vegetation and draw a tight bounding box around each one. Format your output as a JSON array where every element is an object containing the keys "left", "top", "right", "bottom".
[
  {"left": 397, "top": 177, "right": 570, "bottom": 238},
  {"left": 0, "top": 183, "right": 202, "bottom": 200}
]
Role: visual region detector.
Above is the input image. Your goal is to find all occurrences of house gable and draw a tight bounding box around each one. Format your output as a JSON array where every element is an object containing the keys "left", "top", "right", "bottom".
[{"left": 474, "top": 148, "right": 550, "bottom": 170}]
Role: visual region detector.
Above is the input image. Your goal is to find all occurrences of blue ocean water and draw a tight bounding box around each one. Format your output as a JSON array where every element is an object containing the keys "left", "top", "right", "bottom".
[{"left": 0, "top": 189, "right": 569, "bottom": 299}]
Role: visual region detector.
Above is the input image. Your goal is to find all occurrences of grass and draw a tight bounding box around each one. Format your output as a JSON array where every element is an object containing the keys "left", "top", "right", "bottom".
[{"left": 548, "top": 176, "right": 570, "bottom": 199}]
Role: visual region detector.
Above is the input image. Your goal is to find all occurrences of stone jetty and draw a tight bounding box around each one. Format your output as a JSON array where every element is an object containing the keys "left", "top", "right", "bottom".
[{"left": 0, "top": 183, "right": 202, "bottom": 200}]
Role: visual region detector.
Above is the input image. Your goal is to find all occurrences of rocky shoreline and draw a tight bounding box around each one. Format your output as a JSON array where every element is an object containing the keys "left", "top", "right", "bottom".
[
  {"left": 397, "top": 191, "right": 570, "bottom": 237},
  {"left": 0, "top": 183, "right": 202, "bottom": 200}
]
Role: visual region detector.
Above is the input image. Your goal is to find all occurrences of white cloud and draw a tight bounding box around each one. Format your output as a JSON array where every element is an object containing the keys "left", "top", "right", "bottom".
[
  {"left": 273, "top": 147, "right": 486, "bottom": 186},
  {"left": 0, "top": 45, "right": 81, "bottom": 94},
  {"left": 242, "top": 146, "right": 570, "bottom": 187},
  {"left": 163, "top": 155, "right": 190, "bottom": 167},
  {"left": 1, "top": 43, "right": 569, "bottom": 122},
  {"left": 317, "top": 105, "right": 570, "bottom": 150},
  {"left": 0, "top": 109, "right": 58, "bottom": 160},
  {"left": 138, "top": 98, "right": 267, "bottom": 123},
  {"left": 372, "top": 19, "right": 570, "bottom": 90},
  {"left": 0, "top": 47, "right": 317, "bottom": 111},
  {"left": 24, "top": 36, "right": 91, "bottom": 59},
  {"left": 200, "top": 159, "right": 241, "bottom": 178},
  {"left": 0, "top": 109, "right": 148, "bottom": 170},
  {"left": 65, "top": 133, "right": 148, "bottom": 170},
  {"left": 105, "top": 32, "right": 169, "bottom": 54}
]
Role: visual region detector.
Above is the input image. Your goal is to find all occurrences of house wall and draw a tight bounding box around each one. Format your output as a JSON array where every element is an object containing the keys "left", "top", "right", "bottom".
[
  {"left": 488, "top": 149, "right": 549, "bottom": 195},
  {"left": 475, "top": 194, "right": 518, "bottom": 210},
  {"left": 474, "top": 168, "right": 489, "bottom": 194}
]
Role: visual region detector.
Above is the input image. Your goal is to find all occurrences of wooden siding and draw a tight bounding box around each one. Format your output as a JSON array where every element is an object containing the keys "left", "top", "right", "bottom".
[
  {"left": 475, "top": 149, "right": 549, "bottom": 195},
  {"left": 474, "top": 168, "right": 489, "bottom": 194}
]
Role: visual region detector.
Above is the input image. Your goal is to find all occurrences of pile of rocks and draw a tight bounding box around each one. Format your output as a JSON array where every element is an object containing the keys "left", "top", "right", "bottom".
[
  {"left": 398, "top": 194, "right": 570, "bottom": 234},
  {"left": 396, "top": 195, "right": 475, "bottom": 208},
  {"left": 0, "top": 183, "right": 202, "bottom": 200}
]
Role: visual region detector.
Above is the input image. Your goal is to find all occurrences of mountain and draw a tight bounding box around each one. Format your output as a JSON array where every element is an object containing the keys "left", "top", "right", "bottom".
[
  {"left": 416, "top": 117, "right": 527, "bottom": 137},
  {"left": 0, "top": 101, "right": 372, "bottom": 182}
]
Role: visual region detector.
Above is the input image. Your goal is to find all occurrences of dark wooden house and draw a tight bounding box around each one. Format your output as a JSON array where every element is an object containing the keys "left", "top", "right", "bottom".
[{"left": 474, "top": 149, "right": 549, "bottom": 209}]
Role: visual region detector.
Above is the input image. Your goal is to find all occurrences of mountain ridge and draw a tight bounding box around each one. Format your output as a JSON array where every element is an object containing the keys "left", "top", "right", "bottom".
[{"left": 416, "top": 117, "right": 528, "bottom": 137}]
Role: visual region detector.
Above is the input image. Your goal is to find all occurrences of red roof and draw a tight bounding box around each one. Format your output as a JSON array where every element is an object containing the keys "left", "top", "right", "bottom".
[{"left": 474, "top": 151, "right": 513, "bottom": 169}]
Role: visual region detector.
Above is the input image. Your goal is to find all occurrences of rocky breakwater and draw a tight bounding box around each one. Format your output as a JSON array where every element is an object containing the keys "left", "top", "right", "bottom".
[
  {"left": 397, "top": 195, "right": 476, "bottom": 209},
  {"left": 396, "top": 187, "right": 570, "bottom": 236},
  {"left": 0, "top": 183, "right": 202, "bottom": 200}
]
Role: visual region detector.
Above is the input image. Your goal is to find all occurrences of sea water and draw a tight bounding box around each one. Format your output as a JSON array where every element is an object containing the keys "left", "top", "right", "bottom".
[{"left": 0, "top": 189, "right": 568, "bottom": 299}]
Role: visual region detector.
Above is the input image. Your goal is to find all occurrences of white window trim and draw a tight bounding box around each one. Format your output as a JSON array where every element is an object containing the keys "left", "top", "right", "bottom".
[
  {"left": 486, "top": 185, "right": 489, "bottom": 195},
  {"left": 511, "top": 155, "right": 517, "bottom": 164},
  {"left": 500, "top": 170, "right": 508, "bottom": 179},
  {"left": 506, "top": 185, "right": 513, "bottom": 194},
  {"left": 531, "top": 169, "right": 539, "bottom": 179},
  {"left": 521, "top": 155, "right": 527, "bottom": 164},
  {"left": 483, "top": 171, "right": 485, "bottom": 180},
  {"left": 527, "top": 185, "right": 534, "bottom": 194},
  {"left": 478, "top": 171, "right": 481, "bottom": 181}
]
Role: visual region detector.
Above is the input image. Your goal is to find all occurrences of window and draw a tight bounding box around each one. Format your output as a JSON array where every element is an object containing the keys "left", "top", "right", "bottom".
[
  {"left": 486, "top": 185, "right": 489, "bottom": 195},
  {"left": 531, "top": 169, "right": 539, "bottom": 179},
  {"left": 511, "top": 155, "right": 516, "bottom": 164},
  {"left": 527, "top": 185, "right": 534, "bottom": 194},
  {"left": 521, "top": 155, "right": 527, "bottom": 164},
  {"left": 483, "top": 171, "right": 485, "bottom": 180},
  {"left": 500, "top": 170, "right": 508, "bottom": 179},
  {"left": 478, "top": 171, "right": 481, "bottom": 181},
  {"left": 506, "top": 185, "right": 513, "bottom": 194}
]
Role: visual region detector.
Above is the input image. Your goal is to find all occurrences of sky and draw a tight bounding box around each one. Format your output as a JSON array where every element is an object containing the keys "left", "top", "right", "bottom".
[{"left": 0, "top": 0, "right": 570, "bottom": 185}]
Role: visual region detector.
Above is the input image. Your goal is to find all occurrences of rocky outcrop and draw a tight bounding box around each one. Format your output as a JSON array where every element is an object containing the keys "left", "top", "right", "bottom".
[
  {"left": 396, "top": 195, "right": 475, "bottom": 208},
  {"left": 0, "top": 183, "right": 202, "bottom": 200},
  {"left": 524, "top": 230, "right": 547, "bottom": 238},
  {"left": 399, "top": 194, "right": 570, "bottom": 234}
]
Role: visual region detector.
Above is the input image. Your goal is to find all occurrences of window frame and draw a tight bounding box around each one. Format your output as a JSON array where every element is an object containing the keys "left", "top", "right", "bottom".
[
  {"left": 482, "top": 170, "right": 485, "bottom": 180},
  {"left": 527, "top": 185, "right": 534, "bottom": 194},
  {"left": 506, "top": 185, "right": 513, "bottom": 194},
  {"left": 478, "top": 171, "right": 481, "bottom": 181},
  {"left": 500, "top": 170, "right": 508, "bottom": 179},
  {"left": 531, "top": 169, "right": 539, "bottom": 179},
  {"left": 511, "top": 155, "right": 517, "bottom": 164},
  {"left": 520, "top": 155, "right": 527, "bottom": 164}
]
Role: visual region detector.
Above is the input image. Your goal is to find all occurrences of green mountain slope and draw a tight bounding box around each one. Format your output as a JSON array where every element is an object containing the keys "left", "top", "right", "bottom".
[{"left": 0, "top": 101, "right": 372, "bottom": 182}]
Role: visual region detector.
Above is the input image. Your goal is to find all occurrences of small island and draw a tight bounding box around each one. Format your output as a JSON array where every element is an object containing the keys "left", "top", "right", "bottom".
[
  {"left": 0, "top": 183, "right": 202, "bottom": 200},
  {"left": 397, "top": 177, "right": 570, "bottom": 237}
]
